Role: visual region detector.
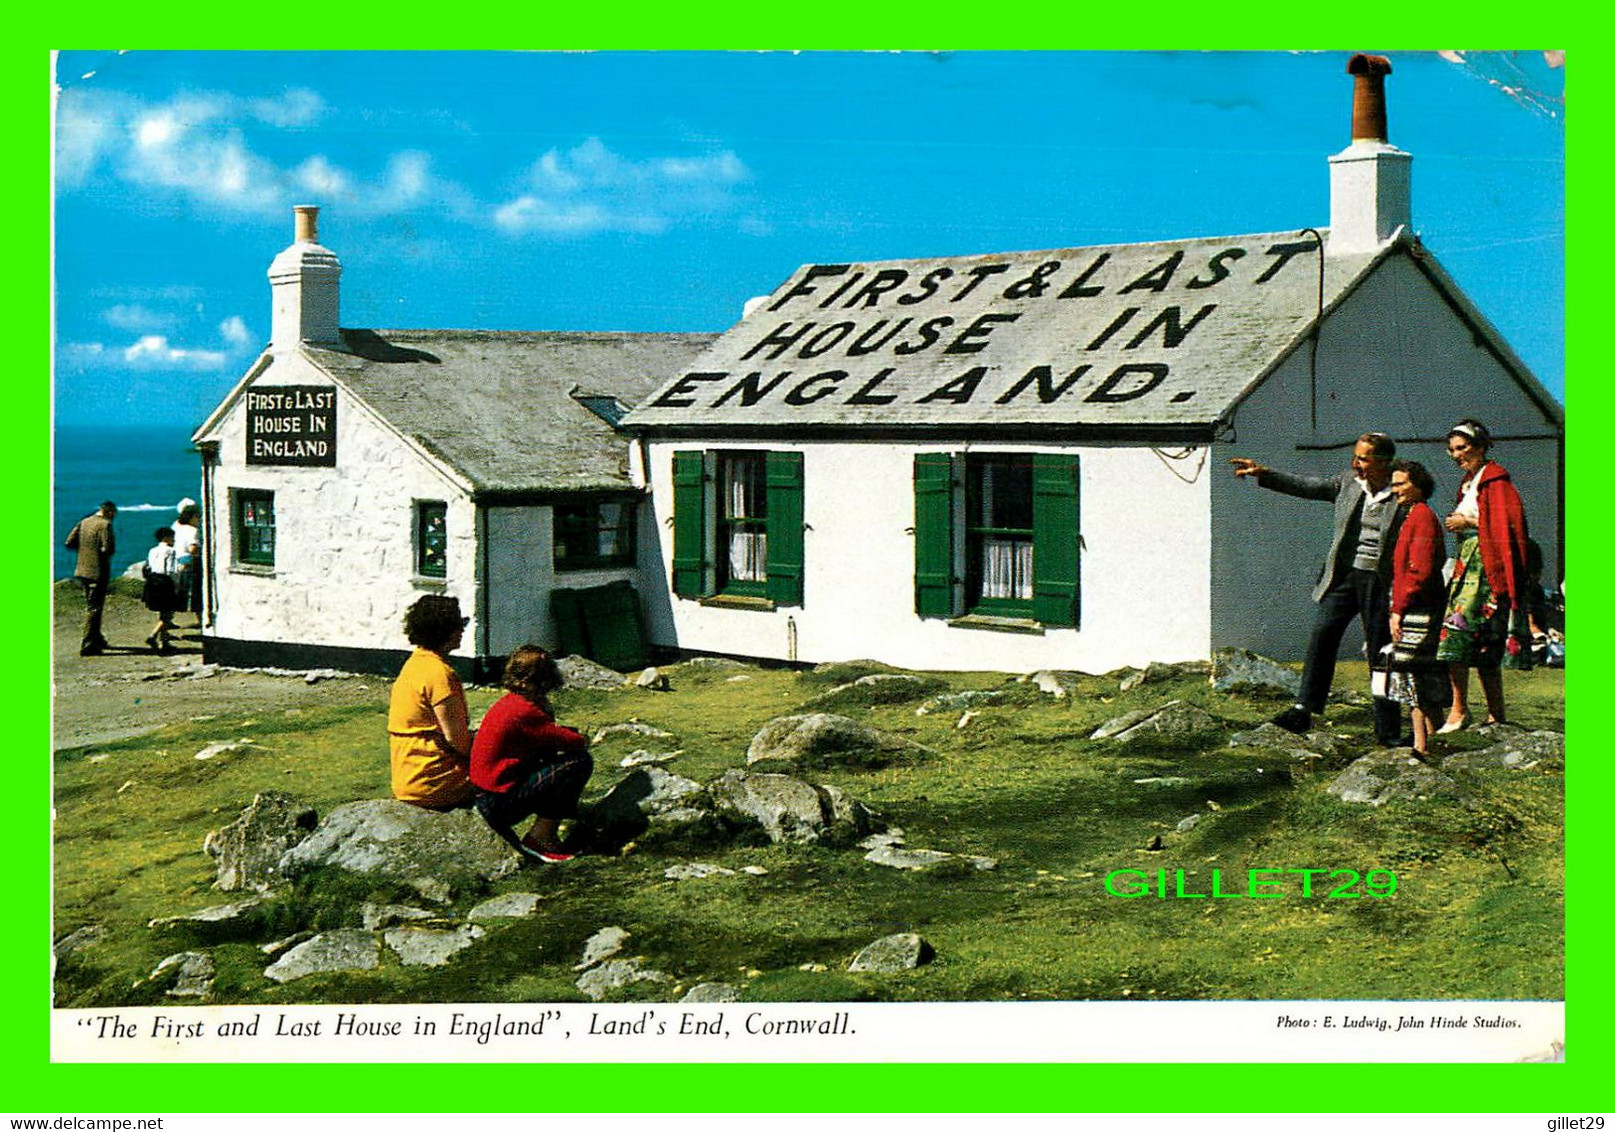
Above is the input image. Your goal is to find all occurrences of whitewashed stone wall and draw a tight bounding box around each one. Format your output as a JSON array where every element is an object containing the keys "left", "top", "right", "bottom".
[
  {"left": 206, "top": 354, "right": 479, "bottom": 656},
  {"left": 643, "top": 438, "right": 1212, "bottom": 674},
  {"left": 1208, "top": 253, "right": 1563, "bottom": 661}
]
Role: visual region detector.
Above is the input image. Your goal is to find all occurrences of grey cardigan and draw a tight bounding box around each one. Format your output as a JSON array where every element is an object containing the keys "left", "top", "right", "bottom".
[{"left": 1256, "top": 468, "right": 1403, "bottom": 603}]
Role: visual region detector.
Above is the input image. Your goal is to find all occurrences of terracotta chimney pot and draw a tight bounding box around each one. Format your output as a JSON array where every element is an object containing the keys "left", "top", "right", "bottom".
[{"left": 1347, "top": 54, "right": 1393, "bottom": 142}]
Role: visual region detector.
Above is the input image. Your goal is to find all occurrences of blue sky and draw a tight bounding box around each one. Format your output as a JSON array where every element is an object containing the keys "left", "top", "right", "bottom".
[{"left": 51, "top": 50, "right": 1564, "bottom": 429}]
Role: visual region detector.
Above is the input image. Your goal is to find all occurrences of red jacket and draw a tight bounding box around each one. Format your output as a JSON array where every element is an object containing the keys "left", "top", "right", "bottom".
[
  {"left": 1462, "top": 461, "right": 1530, "bottom": 609},
  {"left": 1391, "top": 501, "right": 1446, "bottom": 615},
  {"left": 470, "top": 692, "right": 587, "bottom": 793}
]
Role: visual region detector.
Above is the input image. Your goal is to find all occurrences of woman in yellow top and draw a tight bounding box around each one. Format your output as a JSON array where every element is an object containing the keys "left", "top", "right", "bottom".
[{"left": 388, "top": 594, "right": 475, "bottom": 808}]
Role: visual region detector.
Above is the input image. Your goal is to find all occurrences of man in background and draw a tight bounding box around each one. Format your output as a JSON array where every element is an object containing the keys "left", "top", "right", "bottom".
[{"left": 65, "top": 500, "right": 117, "bottom": 656}]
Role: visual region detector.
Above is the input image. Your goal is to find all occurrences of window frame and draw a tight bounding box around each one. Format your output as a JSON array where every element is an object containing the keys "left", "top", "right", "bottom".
[
  {"left": 963, "top": 453, "right": 1037, "bottom": 619},
  {"left": 232, "top": 488, "right": 276, "bottom": 567},
  {"left": 414, "top": 500, "right": 448, "bottom": 579},
  {"left": 552, "top": 496, "right": 639, "bottom": 572},
  {"left": 715, "top": 451, "right": 771, "bottom": 598},
  {"left": 670, "top": 449, "right": 805, "bottom": 608},
  {"left": 912, "top": 451, "right": 1080, "bottom": 628}
]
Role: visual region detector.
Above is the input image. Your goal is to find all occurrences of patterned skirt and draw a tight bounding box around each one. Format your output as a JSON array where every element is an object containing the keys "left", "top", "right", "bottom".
[{"left": 1436, "top": 535, "right": 1532, "bottom": 670}]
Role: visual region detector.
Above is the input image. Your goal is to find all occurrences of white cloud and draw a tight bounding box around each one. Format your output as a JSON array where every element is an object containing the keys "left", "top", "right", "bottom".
[
  {"left": 57, "top": 88, "right": 753, "bottom": 238},
  {"left": 122, "top": 335, "right": 227, "bottom": 370},
  {"left": 219, "top": 316, "right": 251, "bottom": 347},
  {"left": 102, "top": 304, "right": 175, "bottom": 333},
  {"left": 494, "top": 137, "right": 751, "bottom": 237}
]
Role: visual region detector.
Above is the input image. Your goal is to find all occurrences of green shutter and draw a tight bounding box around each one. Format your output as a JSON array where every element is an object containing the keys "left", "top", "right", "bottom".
[
  {"left": 913, "top": 453, "right": 956, "bottom": 618},
  {"left": 765, "top": 451, "right": 805, "bottom": 606},
  {"left": 1032, "top": 453, "right": 1080, "bottom": 627},
  {"left": 671, "top": 451, "right": 707, "bottom": 597}
]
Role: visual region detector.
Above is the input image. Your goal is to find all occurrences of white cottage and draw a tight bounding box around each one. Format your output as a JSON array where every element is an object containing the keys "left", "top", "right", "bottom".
[
  {"left": 620, "top": 56, "right": 1563, "bottom": 674},
  {"left": 192, "top": 206, "right": 714, "bottom": 678}
]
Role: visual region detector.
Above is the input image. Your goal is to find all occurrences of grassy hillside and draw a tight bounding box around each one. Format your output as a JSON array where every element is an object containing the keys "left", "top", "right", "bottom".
[{"left": 52, "top": 649, "right": 1564, "bottom": 1007}]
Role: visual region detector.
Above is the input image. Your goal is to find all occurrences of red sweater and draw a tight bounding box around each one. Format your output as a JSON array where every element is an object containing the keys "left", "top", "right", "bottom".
[
  {"left": 1390, "top": 501, "right": 1446, "bottom": 615},
  {"left": 470, "top": 692, "right": 587, "bottom": 793},
  {"left": 1464, "top": 461, "right": 1530, "bottom": 609}
]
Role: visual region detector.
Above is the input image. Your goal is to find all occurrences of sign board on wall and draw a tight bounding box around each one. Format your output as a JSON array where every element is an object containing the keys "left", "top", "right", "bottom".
[{"left": 245, "top": 386, "right": 337, "bottom": 466}]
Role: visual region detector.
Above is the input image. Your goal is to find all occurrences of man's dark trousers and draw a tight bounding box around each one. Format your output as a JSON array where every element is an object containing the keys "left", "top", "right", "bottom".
[
  {"left": 1298, "top": 567, "right": 1401, "bottom": 744},
  {"left": 78, "top": 575, "right": 110, "bottom": 652}
]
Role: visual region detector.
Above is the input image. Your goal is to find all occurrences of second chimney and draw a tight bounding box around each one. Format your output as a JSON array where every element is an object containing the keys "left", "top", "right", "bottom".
[
  {"left": 1327, "top": 53, "right": 1412, "bottom": 255},
  {"left": 268, "top": 205, "right": 342, "bottom": 351}
]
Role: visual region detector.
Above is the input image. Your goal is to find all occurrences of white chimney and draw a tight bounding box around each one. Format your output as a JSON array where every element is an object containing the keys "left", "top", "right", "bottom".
[
  {"left": 268, "top": 205, "right": 341, "bottom": 350},
  {"left": 1327, "top": 54, "right": 1412, "bottom": 255}
]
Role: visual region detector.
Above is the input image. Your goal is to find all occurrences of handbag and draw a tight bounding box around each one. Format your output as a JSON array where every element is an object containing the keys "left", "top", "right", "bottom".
[{"left": 1391, "top": 611, "right": 1436, "bottom": 667}]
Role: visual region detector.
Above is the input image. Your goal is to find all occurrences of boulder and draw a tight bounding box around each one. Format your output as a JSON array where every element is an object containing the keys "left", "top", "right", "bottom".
[
  {"left": 204, "top": 791, "right": 318, "bottom": 892},
  {"left": 681, "top": 982, "right": 742, "bottom": 1003},
  {"left": 194, "top": 739, "right": 259, "bottom": 761},
  {"left": 806, "top": 673, "right": 944, "bottom": 710},
  {"left": 592, "top": 722, "right": 677, "bottom": 747},
  {"left": 664, "top": 862, "right": 737, "bottom": 880},
  {"left": 278, "top": 800, "right": 520, "bottom": 897},
  {"left": 384, "top": 925, "right": 485, "bottom": 967},
  {"left": 746, "top": 713, "right": 921, "bottom": 767},
  {"left": 591, "top": 767, "right": 712, "bottom": 836},
  {"left": 1228, "top": 722, "right": 1338, "bottom": 755},
  {"left": 468, "top": 892, "right": 544, "bottom": 921},
  {"left": 1092, "top": 700, "right": 1221, "bottom": 743},
  {"left": 1119, "top": 660, "right": 1213, "bottom": 693},
  {"left": 915, "top": 690, "right": 1007, "bottom": 716},
  {"left": 620, "top": 748, "right": 682, "bottom": 768},
  {"left": 148, "top": 897, "right": 267, "bottom": 931},
  {"left": 144, "top": 950, "right": 216, "bottom": 998},
  {"left": 575, "top": 957, "right": 669, "bottom": 1001},
  {"left": 1210, "top": 648, "right": 1303, "bottom": 698},
  {"left": 634, "top": 667, "right": 670, "bottom": 691},
  {"left": 863, "top": 845, "right": 996, "bottom": 872},
  {"left": 707, "top": 770, "right": 878, "bottom": 846},
  {"left": 1443, "top": 727, "right": 1565, "bottom": 772},
  {"left": 574, "top": 926, "right": 632, "bottom": 971},
  {"left": 557, "top": 656, "right": 627, "bottom": 689},
  {"left": 1026, "top": 670, "right": 1084, "bottom": 698},
  {"left": 1327, "top": 752, "right": 1464, "bottom": 807},
  {"left": 52, "top": 925, "right": 106, "bottom": 962},
  {"left": 263, "top": 930, "right": 382, "bottom": 984},
  {"left": 360, "top": 902, "right": 438, "bottom": 930},
  {"left": 680, "top": 656, "right": 751, "bottom": 671},
  {"left": 848, "top": 932, "right": 934, "bottom": 973}
]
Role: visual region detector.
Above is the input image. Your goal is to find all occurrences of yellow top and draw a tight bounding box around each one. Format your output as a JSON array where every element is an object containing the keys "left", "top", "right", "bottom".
[{"left": 387, "top": 648, "right": 473, "bottom": 808}]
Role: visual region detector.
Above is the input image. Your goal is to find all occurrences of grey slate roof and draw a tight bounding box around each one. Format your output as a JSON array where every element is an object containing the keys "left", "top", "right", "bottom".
[
  {"left": 623, "top": 230, "right": 1389, "bottom": 434},
  {"left": 306, "top": 329, "right": 716, "bottom": 493}
]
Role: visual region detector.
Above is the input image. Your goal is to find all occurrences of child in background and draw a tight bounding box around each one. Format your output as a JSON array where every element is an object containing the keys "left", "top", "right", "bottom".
[{"left": 143, "top": 527, "right": 179, "bottom": 653}]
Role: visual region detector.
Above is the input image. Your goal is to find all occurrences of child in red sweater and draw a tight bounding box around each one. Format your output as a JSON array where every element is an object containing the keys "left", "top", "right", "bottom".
[{"left": 471, "top": 646, "right": 592, "bottom": 862}]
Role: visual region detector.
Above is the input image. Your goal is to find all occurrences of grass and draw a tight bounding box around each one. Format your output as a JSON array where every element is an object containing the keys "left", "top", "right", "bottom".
[{"left": 52, "top": 656, "right": 1565, "bottom": 1007}]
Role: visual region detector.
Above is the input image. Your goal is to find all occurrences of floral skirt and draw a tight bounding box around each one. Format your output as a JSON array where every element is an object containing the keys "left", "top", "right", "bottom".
[{"left": 1436, "top": 535, "right": 1532, "bottom": 670}]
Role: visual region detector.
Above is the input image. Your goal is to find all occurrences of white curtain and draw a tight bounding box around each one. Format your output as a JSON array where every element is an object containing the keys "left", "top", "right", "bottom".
[
  {"left": 981, "top": 538, "right": 1034, "bottom": 599},
  {"left": 727, "top": 469, "right": 767, "bottom": 581}
]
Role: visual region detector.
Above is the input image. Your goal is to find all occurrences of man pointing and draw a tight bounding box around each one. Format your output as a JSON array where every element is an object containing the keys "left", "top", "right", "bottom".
[{"left": 1229, "top": 434, "right": 1404, "bottom": 744}]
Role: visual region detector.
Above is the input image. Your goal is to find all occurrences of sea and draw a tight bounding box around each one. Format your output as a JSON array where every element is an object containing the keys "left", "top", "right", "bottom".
[{"left": 53, "top": 425, "right": 206, "bottom": 581}]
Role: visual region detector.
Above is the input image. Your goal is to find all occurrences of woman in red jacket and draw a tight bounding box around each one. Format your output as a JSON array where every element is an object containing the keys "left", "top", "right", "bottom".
[
  {"left": 1435, "top": 420, "right": 1533, "bottom": 732},
  {"left": 471, "top": 646, "right": 593, "bottom": 862},
  {"left": 1387, "top": 460, "right": 1448, "bottom": 755}
]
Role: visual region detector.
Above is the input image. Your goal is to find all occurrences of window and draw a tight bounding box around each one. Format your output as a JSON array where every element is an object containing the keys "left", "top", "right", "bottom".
[
  {"left": 416, "top": 501, "right": 447, "bottom": 578},
  {"left": 233, "top": 489, "right": 276, "bottom": 566},
  {"left": 718, "top": 454, "right": 768, "bottom": 595},
  {"left": 965, "top": 455, "right": 1036, "bottom": 616},
  {"left": 913, "top": 452, "right": 1079, "bottom": 626},
  {"left": 554, "top": 499, "right": 637, "bottom": 570},
  {"left": 671, "top": 450, "right": 803, "bottom": 606}
]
